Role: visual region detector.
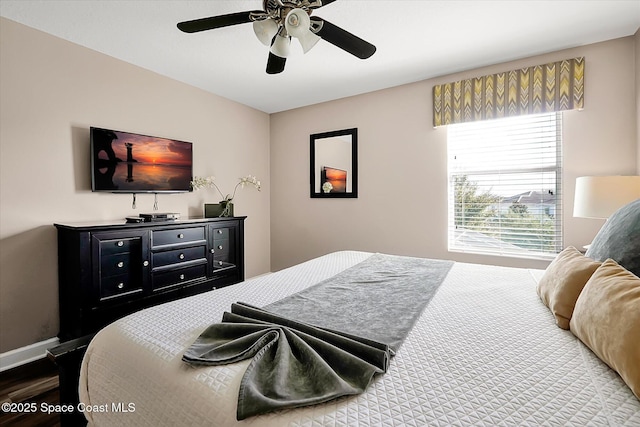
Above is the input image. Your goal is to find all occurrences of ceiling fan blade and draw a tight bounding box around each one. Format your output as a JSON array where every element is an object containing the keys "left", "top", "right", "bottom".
[
  {"left": 314, "top": 18, "right": 376, "bottom": 59},
  {"left": 177, "top": 11, "right": 262, "bottom": 33},
  {"left": 266, "top": 52, "right": 286, "bottom": 74}
]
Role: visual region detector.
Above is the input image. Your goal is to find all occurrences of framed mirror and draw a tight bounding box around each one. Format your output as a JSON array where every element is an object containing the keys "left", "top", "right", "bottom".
[{"left": 310, "top": 128, "right": 358, "bottom": 198}]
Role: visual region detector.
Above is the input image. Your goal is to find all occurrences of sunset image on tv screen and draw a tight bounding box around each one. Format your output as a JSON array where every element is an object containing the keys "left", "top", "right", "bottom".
[{"left": 91, "top": 127, "right": 192, "bottom": 192}]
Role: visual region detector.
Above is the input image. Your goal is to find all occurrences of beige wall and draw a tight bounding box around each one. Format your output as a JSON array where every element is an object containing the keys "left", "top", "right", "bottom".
[
  {"left": 271, "top": 36, "right": 638, "bottom": 272},
  {"left": 0, "top": 18, "right": 271, "bottom": 353}
]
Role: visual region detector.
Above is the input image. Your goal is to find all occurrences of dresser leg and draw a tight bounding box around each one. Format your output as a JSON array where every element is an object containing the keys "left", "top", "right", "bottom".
[{"left": 47, "top": 335, "right": 93, "bottom": 427}]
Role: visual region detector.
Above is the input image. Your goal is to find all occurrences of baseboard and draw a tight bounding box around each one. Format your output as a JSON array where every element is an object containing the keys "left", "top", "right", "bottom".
[{"left": 0, "top": 337, "right": 60, "bottom": 372}]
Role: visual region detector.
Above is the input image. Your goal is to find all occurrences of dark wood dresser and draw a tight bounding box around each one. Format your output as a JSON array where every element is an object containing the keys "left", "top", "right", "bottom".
[
  {"left": 54, "top": 216, "right": 246, "bottom": 341},
  {"left": 50, "top": 216, "right": 245, "bottom": 426}
]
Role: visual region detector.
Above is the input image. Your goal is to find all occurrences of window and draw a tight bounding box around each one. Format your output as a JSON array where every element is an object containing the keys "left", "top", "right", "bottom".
[{"left": 447, "top": 112, "right": 562, "bottom": 258}]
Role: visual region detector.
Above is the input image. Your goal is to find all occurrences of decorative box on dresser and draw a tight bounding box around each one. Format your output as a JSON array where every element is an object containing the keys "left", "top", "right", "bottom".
[{"left": 49, "top": 216, "right": 245, "bottom": 426}]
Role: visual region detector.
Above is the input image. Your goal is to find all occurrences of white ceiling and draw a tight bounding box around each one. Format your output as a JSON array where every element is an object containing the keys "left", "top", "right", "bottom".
[{"left": 2, "top": 1, "right": 639, "bottom": 113}]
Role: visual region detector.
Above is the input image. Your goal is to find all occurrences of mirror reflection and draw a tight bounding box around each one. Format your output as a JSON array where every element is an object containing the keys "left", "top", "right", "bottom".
[{"left": 310, "top": 128, "right": 358, "bottom": 198}]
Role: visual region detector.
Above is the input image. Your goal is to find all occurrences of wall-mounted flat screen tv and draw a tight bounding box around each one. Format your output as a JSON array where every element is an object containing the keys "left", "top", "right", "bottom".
[{"left": 91, "top": 127, "right": 193, "bottom": 193}]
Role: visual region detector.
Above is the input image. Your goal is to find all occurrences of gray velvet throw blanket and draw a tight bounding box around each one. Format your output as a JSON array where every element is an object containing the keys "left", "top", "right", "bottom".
[{"left": 183, "top": 253, "right": 454, "bottom": 420}]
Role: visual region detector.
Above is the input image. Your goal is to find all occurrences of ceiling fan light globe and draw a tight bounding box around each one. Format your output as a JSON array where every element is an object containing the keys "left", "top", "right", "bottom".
[
  {"left": 298, "top": 31, "right": 321, "bottom": 53},
  {"left": 253, "top": 19, "right": 278, "bottom": 46},
  {"left": 285, "top": 8, "right": 311, "bottom": 39},
  {"left": 271, "top": 35, "right": 291, "bottom": 58}
]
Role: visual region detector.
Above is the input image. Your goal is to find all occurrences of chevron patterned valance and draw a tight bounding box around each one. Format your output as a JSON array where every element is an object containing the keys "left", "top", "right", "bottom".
[{"left": 433, "top": 57, "right": 584, "bottom": 127}]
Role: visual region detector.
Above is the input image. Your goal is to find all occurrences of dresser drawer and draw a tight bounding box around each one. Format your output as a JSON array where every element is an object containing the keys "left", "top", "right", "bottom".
[
  {"left": 153, "top": 264, "right": 207, "bottom": 291},
  {"left": 99, "top": 274, "right": 143, "bottom": 300},
  {"left": 152, "top": 227, "right": 205, "bottom": 248},
  {"left": 213, "top": 258, "right": 235, "bottom": 271},
  {"left": 99, "top": 238, "right": 139, "bottom": 256},
  {"left": 152, "top": 246, "right": 206, "bottom": 268},
  {"left": 212, "top": 227, "right": 229, "bottom": 240},
  {"left": 211, "top": 239, "right": 230, "bottom": 257},
  {"left": 100, "top": 253, "right": 139, "bottom": 278}
]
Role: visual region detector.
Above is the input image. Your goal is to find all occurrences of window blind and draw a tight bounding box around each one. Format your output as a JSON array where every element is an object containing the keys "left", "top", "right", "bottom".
[{"left": 448, "top": 112, "right": 562, "bottom": 258}]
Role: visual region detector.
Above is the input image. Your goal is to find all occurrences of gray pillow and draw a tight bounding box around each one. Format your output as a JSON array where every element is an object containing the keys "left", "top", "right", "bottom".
[{"left": 586, "top": 199, "right": 640, "bottom": 277}]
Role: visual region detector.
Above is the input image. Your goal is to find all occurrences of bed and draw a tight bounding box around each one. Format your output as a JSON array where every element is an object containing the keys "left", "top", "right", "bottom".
[{"left": 78, "top": 248, "right": 640, "bottom": 426}]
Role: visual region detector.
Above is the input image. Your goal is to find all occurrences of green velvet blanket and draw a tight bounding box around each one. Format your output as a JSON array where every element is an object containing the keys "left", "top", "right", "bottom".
[{"left": 183, "top": 253, "right": 454, "bottom": 419}]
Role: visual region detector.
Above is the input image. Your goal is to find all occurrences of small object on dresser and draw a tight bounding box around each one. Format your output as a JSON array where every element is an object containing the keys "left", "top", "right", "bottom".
[
  {"left": 126, "top": 216, "right": 144, "bottom": 223},
  {"left": 205, "top": 202, "right": 234, "bottom": 218},
  {"left": 139, "top": 212, "right": 180, "bottom": 222}
]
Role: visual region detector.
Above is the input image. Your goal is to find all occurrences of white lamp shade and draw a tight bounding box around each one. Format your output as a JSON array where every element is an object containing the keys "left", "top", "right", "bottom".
[
  {"left": 253, "top": 19, "right": 278, "bottom": 46},
  {"left": 573, "top": 175, "right": 640, "bottom": 218},
  {"left": 270, "top": 34, "right": 291, "bottom": 58}
]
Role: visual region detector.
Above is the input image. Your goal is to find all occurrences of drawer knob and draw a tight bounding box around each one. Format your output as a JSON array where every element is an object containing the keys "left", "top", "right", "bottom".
[
  {"left": 179, "top": 274, "right": 185, "bottom": 280},
  {"left": 143, "top": 260, "right": 149, "bottom": 267},
  {"left": 218, "top": 261, "right": 223, "bottom": 266},
  {"left": 210, "top": 249, "right": 215, "bottom": 254},
  {"left": 217, "top": 230, "right": 223, "bottom": 234},
  {"left": 218, "top": 245, "right": 223, "bottom": 250},
  {"left": 117, "top": 241, "right": 124, "bottom": 247},
  {"left": 179, "top": 253, "right": 185, "bottom": 260},
  {"left": 117, "top": 261, "right": 124, "bottom": 268},
  {"left": 117, "top": 283, "right": 124, "bottom": 289},
  {"left": 178, "top": 233, "right": 184, "bottom": 239}
]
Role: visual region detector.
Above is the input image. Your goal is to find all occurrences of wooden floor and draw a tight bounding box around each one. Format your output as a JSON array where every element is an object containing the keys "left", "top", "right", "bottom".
[{"left": 0, "top": 358, "right": 60, "bottom": 426}]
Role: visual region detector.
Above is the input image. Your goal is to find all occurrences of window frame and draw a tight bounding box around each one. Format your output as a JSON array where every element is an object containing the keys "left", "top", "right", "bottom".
[{"left": 447, "top": 112, "right": 563, "bottom": 260}]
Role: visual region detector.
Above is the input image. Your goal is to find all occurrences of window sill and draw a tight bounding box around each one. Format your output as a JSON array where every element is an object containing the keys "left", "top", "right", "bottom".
[{"left": 448, "top": 247, "right": 557, "bottom": 262}]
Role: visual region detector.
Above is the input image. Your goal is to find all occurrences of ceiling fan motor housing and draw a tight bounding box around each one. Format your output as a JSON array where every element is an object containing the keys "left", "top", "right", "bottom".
[{"left": 261, "top": 0, "right": 315, "bottom": 29}]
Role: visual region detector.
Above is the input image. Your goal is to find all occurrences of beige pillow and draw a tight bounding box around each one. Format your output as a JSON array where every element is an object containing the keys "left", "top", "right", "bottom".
[
  {"left": 536, "top": 246, "right": 601, "bottom": 329},
  {"left": 570, "top": 259, "right": 640, "bottom": 400}
]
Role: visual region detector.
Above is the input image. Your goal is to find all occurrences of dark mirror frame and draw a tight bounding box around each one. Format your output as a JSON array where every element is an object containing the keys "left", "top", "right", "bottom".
[{"left": 310, "top": 128, "right": 358, "bottom": 198}]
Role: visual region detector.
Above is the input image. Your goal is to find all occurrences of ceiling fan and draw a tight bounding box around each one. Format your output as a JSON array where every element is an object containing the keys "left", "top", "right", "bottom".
[{"left": 177, "top": 0, "right": 376, "bottom": 74}]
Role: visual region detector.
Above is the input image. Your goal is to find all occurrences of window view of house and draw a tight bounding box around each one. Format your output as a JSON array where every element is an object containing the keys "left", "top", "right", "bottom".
[{"left": 448, "top": 112, "right": 562, "bottom": 257}]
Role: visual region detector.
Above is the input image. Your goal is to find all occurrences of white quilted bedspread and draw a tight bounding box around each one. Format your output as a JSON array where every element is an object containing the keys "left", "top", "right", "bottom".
[{"left": 79, "top": 251, "right": 640, "bottom": 426}]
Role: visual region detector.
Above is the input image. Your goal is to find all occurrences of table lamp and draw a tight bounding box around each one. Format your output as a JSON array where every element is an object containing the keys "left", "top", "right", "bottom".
[{"left": 573, "top": 176, "right": 640, "bottom": 219}]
